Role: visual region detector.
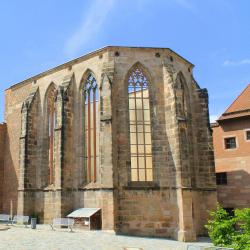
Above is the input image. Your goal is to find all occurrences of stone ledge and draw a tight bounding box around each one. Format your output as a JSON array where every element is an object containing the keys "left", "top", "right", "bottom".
[
  {"left": 123, "top": 182, "right": 160, "bottom": 190},
  {"left": 122, "top": 185, "right": 217, "bottom": 191}
]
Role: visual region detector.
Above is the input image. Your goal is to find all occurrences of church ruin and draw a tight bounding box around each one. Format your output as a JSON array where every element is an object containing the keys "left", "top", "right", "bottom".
[{"left": 0, "top": 46, "right": 217, "bottom": 241}]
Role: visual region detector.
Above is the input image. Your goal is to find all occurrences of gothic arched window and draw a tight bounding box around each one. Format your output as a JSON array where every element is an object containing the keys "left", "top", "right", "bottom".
[
  {"left": 46, "top": 85, "right": 56, "bottom": 185},
  {"left": 83, "top": 73, "right": 99, "bottom": 183},
  {"left": 128, "top": 67, "right": 153, "bottom": 182},
  {"left": 175, "top": 73, "right": 188, "bottom": 118}
]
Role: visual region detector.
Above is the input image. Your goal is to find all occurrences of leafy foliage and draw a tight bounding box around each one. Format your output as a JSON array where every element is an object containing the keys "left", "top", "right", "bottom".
[{"left": 205, "top": 205, "right": 250, "bottom": 250}]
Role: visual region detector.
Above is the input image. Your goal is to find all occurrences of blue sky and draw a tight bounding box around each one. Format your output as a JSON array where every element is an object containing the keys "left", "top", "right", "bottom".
[{"left": 0, "top": 0, "right": 250, "bottom": 122}]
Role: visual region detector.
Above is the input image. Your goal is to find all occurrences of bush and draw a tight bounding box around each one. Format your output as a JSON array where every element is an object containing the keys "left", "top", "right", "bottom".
[{"left": 205, "top": 205, "right": 250, "bottom": 250}]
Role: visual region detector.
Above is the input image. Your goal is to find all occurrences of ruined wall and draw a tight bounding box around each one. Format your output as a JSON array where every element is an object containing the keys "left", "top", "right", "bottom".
[
  {"left": 2, "top": 46, "right": 216, "bottom": 241},
  {"left": 3, "top": 84, "right": 33, "bottom": 215},
  {"left": 112, "top": 50, "right": 180, "bottom": 239},
  {"left": 111, "top": 47, "right": 216, "bottom": 241},
  {"left": 0, "top": 123, "right": 6, "bottom": 211}
]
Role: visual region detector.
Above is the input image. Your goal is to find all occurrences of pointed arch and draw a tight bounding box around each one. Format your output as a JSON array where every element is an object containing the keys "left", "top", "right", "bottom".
[
  {"left": 174, "top": 71, "right": 190, "bottom": 118},
  {"left": 44, "top": 82, "right": 56, "bottom": 106},
  {"left": 20, "top": 87, "right": 41, "bottom": 189},
  {"left": 79, "top": 69, "right": 98, "bottom": 91},
  {"left": 100, "top": 73, "right": 112, "bottom": 90},
  {"left": 61, "top": 74, "right": 75, "bottom": 188},
  {"left": 44, "top": 82, "right": 57, "bottom": 185},
  {"left": 80, "top": 70, "right": 99, "bottom": 183},
  {"left": 125, "top": 61, "right": 153, "bottom": 87},
  {"left": 126, "top": 62, "right": 153, "bottom": 182},
  {"left": 174, "top": 72, "right": 194, "bottom": 187},
  {"left": 100, "top": 73, "right": 112, "bottom": 118}
]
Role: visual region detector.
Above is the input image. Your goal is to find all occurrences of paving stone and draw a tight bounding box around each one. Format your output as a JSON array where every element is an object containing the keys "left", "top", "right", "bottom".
[{"left": 0, "top": 225, "right": 213, "bottom": 250}]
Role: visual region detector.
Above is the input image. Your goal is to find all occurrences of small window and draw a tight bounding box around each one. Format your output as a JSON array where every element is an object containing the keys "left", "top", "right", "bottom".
[
  {"left": 224, "top": 137, "right": 236, "bottom": 149},
  {"left": 216, "top": 172, "right": 227, "bottom": 185},
  {"left": 246, "top": 131, "right": 250, "bottom": 141}
]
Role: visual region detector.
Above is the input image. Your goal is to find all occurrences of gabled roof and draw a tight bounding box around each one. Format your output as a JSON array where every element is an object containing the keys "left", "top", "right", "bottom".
[{"left": 218, "top": 84, "right": 250, "bottom": 121}]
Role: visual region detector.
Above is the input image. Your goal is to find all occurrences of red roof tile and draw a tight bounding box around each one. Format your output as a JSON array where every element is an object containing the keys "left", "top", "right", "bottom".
[{"left": 218, "top": 84, "right": 250, "bottom": 121}]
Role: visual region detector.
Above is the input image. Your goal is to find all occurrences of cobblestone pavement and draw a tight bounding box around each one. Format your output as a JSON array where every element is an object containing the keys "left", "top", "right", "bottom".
[{"left": 0, "top": 225, "right": 213, "bottom": 250}]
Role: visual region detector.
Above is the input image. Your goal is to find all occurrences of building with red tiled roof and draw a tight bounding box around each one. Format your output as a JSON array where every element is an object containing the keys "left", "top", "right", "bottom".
[
  {"left": 218, "top": 84, "right": 250, "bottom": 121},
  {"left": 212, "top": 84, "right": 250, "bottom": 210}
]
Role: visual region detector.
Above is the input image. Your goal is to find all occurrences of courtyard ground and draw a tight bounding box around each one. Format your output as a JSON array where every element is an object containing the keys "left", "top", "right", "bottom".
[{"left": 0, "top": 225, "right": 213, "bottom": 250}]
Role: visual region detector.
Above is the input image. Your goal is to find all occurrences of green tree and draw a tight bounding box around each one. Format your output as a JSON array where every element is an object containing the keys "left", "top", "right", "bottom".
[
  {"left": 233, "top": 208, "right": 250, "bottom": 250},
  {"left": 205, "top": 205, "right": 250, "bottom": 250},
  {"left": 205, "top": 204, "right": 236, "bottom": 247}
]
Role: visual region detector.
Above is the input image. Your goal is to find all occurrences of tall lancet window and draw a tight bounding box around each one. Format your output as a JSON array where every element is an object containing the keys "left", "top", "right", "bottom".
[
  {"left": 83, "top": 73, "right": 99, "bottom": 183},
  {"left": 47, "top": 86, "right": 56, "bottom": 185},
  {"left": 128, "top": 67, "right": 153, "bottom": 182},
  {"left": 175, "top": 74, "right": 187, "bottom": 118}
]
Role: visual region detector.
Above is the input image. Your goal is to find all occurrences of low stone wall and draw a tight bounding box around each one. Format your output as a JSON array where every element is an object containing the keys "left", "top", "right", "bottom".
[
  {"left": 17, "top": 189, "right": 115, "bottom": 229},
  {"left": 116, "top": 188, "right": 179, "bottom": 239},
  {"left": 192, "top": 190, "right": 217, "bottom": 236}
]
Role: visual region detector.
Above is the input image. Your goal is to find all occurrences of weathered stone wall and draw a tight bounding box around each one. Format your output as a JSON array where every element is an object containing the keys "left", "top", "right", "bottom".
[
  {"left": 194, "top": 87, "right": 216, "bottom": 188},
  {"left": 116, "top": 188, "right": 179, "bottom": 237},
  {"left": 2, "top": 46, "right": 216, "bottom": 241},
  {"left": 18, "top": 87, "right": 42, "bottom": 216},
  {"left": 110, "top": 48, "right": 216, "bottom": 241},
  {"left": 192, "top": 190, "right": 217, "bottom": 235},
  {"left": 62, "top": 77, "right": 74, "bottom": 189},
  {"left": 76, "top": 190, "right": 114, "bottom": 229},
  {"left": 3, "top": 84, "right": 33, "bottom": 215},
  {"left": 0, "top": 123, "right": 6, "bottom": 211}
]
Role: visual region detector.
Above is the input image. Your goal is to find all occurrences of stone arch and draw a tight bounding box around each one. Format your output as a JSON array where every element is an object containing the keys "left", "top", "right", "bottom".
[
  {"left": 125, "top": 61, "right": 156, "bottom": 122},
  {"left": 61, "top": 75, "right": 75, "bottom": 188},
  {"left": 125, "top": 61, "right": 155, "bottom": 182},
  {"left": 18, "top": 87, "right": 42, "bottom": 218},
  {"left": 174, "top": 72, "right": 195, "bottom": 187},
  {"left": 79, "top": 69, "right": 100, "bottom": 184},
  {"left": 44, "top": 82, "right": 57, "bottom": 110},
  {"left": 99, "top": 73, "right": 112, "bottom": 118},
  {"left": 173, "top": 71, "right": 191, "bottom": 118},
  {"left": 42, "top": 82, "right": 57, "bottom": 187},
  {"left": 79, "top": 69, "right": 98, "bottom": 91},
  {"left": 125, "top": 61, "right": 153, "bottom": 89},
  {"left": 19, "top": 87, "right": 41, "bottom": 189}
]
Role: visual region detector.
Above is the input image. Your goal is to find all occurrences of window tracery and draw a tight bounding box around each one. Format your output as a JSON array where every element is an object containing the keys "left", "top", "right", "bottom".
[
  {"left": 83, "top": 73, "right": 99, "bottom": 182},
  {"left": 128, "top": 67, "right": 153, "bottom": 182}
]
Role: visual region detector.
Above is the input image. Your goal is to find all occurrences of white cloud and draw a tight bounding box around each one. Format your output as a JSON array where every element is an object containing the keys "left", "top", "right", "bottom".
[
  {"left": 210, "top": 115, "right": 219, "bottom": 123},
  {"left": 223, "top": 59, "right": 250, "bottom": 66},
  {"left": 64, "top": 0, "right": 115, "bottom": 56}
]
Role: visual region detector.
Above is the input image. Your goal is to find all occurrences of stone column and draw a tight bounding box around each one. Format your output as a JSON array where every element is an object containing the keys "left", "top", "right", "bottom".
[
  {"left": 162, "top": 62, "right": 195, "bottom": 241},
  {"left": 44, "top": 79, "right": 71, "bottom": 221},
  {"left": 99, "top": 69, "right": 115, "bottom": 230},
  {"left": 18, "top": 87, "right": 39, "bottom": 215},
  {"left": 19, "top": 102, "right": 28, "bottom": 191},
  {"left": 100, "top": 73, "right": 113, "bottom": 187},
  {"left": 54, "top": 87, "right": 64, "bottom": 190},
  {"left": 17, "top": 101, "right": 28, "bottom": 215},
  {"left": 52, "top": 74, "right": 74, "bottom": 218}
]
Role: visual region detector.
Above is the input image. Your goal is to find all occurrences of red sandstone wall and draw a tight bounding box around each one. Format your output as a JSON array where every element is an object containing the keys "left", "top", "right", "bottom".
[
  {"left": 0, "top": 123, "right": 6, "bottom": 211},
  {"left": 3, "top": 86, "right": 32, "bottom": 214},
  {"left": 213, "top": 117, "right": 250, "bottom": 208}
]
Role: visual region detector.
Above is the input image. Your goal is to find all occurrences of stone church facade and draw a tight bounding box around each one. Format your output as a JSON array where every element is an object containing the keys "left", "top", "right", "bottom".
[{"left": 0, "top": 46, "right": 216, "bottom": 241}]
